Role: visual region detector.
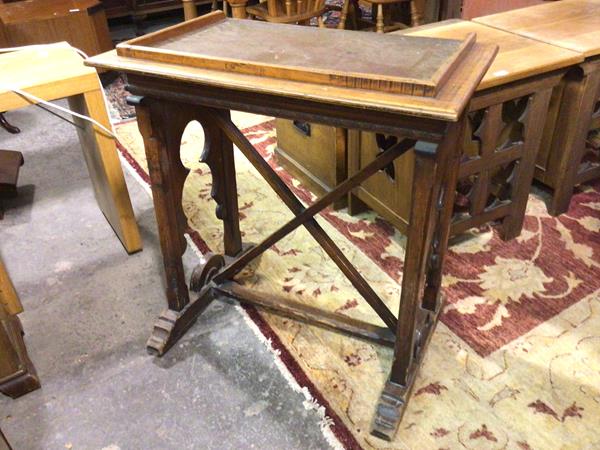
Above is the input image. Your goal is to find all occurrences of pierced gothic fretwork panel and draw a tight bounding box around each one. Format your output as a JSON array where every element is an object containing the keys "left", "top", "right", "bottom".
[
  {"left": 580, "top": 94, "right": 600, "bottom": 174},
  {"left": 497, "top": 96, "right": 529, "bottom": 150},
  {"left": 463, "top": 109, "right": 485, "bottom": 159},
  {"left": 452, "top": 94, "right": 532, "bottom": 221},
  {"left": 375, "top": 133, "right": 398, "bottom": 181}
]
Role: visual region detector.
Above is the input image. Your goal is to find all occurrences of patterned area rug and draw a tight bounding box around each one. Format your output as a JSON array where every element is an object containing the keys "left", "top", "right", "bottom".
[{"left": 115, "top": 118, "right": 600, "bottom": 449}]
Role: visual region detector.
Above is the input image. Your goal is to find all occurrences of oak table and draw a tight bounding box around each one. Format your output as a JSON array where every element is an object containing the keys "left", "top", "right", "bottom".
[
  {"left": 0, "top": 43, "right": 142, "bottom": 254},
  {"left": 475, "top": 0, "right": 600, "bottom": 214},
  {"left": 86, "top": 13, "right": 496, "bottom": 440},
  {"left": 348, "top": 19, "right": 581, "bottom": 238}
]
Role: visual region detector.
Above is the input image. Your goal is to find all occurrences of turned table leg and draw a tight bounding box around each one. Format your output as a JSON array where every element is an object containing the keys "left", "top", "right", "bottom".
[{"left": 226, "top": 0, "right": 249, "bottom": 18}]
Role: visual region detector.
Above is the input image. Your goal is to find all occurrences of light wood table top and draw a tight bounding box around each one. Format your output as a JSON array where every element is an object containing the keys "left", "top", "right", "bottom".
[
  {"left": 0, "top": 42, "right": 99, "bottom": 111},
  {"left": 474, "top": 0, "right": 600, "bottom": 58},
  {"left": 400, "top": 19, "right": 582, "bottom": 90},
  {"left": 87, "top": 41, "right": 497, "bottom": 122}
]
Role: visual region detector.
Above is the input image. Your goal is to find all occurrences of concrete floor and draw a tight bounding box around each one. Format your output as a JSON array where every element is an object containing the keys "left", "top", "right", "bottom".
[{"left": 0, "top": 102, "right": 331, "bottom": 449}]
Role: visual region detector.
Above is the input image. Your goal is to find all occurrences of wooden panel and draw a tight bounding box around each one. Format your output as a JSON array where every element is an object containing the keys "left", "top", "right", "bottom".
[
  {"left": 275, "top": 119, "right": 340, "bottom": 194},
  {"left": 474, "top": 0, "right": 600, "bottom": 57},
  {"left": 0, "top": 0, "right": 113, "bottom": 56},
  {"left": 116, "top": 11, "right": 476, "bottom": 97},
  {"left": 350, "top": 74, "right": 561, "bottom": 239},
  {"left": 0, "top": 258, "right": 21, "bottom": 317},
  {"left": 402, "top": 20, "right": 582, "bottom": 90},
  {"left": 462, "top": 0, "right": 547, "bottom": 20}
]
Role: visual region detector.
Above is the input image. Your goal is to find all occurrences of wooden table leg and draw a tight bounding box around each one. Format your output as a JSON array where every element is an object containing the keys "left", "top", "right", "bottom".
[
  {"left": 0, "top": 260, "right": 40, "bottom": 399},
  {"left": 499, "top": 87, "right": 552, "bottom": 239},
  {"left": 182, "top": 0, "right": 198, "bottom": 20},
  {"left": 372, "top": 119, "right": 464, "bottom": 441},
  {"left": 67, "top": 88, "right": 142, "bottom": 254},
  {"left": 544, "top": 66, "right": 600, "bottom": 215},
  {"left": 226, "top": 0, "right": 249, "bottom": 18},
  {"left": 131, "top": 98, "right": 243, "bottom": 355},
  {"left": 0, "top": 427, "right": 10, "bottom": 450}
]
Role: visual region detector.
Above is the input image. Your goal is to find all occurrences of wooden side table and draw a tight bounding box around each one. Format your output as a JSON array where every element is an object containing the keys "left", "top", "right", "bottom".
[
  {"left": 86, "top": 14, "right": 496, "bottom": 440},
  {"left": 348, "top": 20, "right": 581, "bottom": 239},
  {"left": 475, "top": 0, "right": 600, "bottom": 215},
  {"left": 0, "top": 43, "right": 142, "bottom": 254}
]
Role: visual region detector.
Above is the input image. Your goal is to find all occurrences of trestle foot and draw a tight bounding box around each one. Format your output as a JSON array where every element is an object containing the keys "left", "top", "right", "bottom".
[
  {"left": 371, "top": 301, "right": 442, "bottom": 441},
  {"left": 372, "top": 380, "right": 407, "bottom": 441},
  {"left": 146, "top": 287, "right": 216, "bottom": 356}
]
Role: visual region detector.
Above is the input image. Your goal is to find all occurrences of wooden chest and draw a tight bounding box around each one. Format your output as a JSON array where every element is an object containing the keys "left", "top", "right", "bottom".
[
  {"left": 475, "top": 0, "right": 600, "bottom": 214},
  {"left": 350, "top": 20, "right": 581, "bottom": 238},
  {"left": 0, "top": 0, "right": 113, "bottom": 57}
]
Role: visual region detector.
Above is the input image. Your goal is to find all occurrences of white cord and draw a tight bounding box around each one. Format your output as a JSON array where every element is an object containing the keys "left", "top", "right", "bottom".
[
  {"left": 4, "top": 86, "right": 116, "bottom": 138},
  {"left": 0, "top": 43, "right": 89, "bottom": 59},
  {"left": 1, "top": 43, "right": 117, "bottom": 138}
]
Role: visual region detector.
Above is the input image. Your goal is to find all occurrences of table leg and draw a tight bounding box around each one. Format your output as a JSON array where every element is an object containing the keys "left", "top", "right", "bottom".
[
  {"left": 499, "top": 87, "right": 552, "bottom": 239},
  {"left": 226, "top": 0, "right": 249, "bottom": 18},
  {"left": 67, "top": 89, "right": 142, "bottom": 254},
  {"left": 0, "top": 427, "right": 9, "bottom": 450},
  {"left": 0, "top": 260, "right": 40, "bottom": 399},
  {"left": 545, "top": 67, "right": 600, "bottom": 215},
  {"left": 132, "top": 99, "right": 242, "bottom": 355},
  {"left": 0, "top": 313, "right": 40, "bottom": 399},
  {"left": 372, "top": 119, "right": 464, "bottom": 441}
]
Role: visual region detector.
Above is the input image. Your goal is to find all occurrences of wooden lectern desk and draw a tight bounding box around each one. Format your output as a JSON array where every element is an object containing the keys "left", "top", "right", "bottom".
[{"left": 86, "top": 12, "right": 497, "bottom": 440}]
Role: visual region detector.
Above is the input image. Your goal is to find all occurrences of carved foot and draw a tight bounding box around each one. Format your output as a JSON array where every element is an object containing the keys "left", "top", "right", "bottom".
[
  {"left": 0, "top": 316, "right": 41, "bottom": 399},
  {"left": 371, "top": 381, "right": 408, "bottom": 441},
  {"left": 0, "top": 368, "right": 41, "bottom": 399},
  {"left": 371, "top": 304, "right": 442, "bottom": 440},
  {"left": 147, "top": 286, "right": 216, "bottom": 356}
]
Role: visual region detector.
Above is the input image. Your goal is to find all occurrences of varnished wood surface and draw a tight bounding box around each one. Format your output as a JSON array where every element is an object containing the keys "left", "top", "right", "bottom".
[
  {"left": 0, "top": 258, "right": 21, "bottom": 317},
  {"left": 0, "top": 43, "right": 142, "bottom": 254},
  {"left": 88, "top": 42, "right": 497, "bottom": 121},
  {"left": 0, "top": 0, "right": 113, "bottom": 57},
  {"left": 401, "top": 19, "right": 582, "bottom": 90},
  {"left": 462, "top": 0, "right": 548, "bottom": 19},
  {"left": 0, "top": 0, "right": 102, "bottom": 23},
  {"left": 474, "top": 0, "right": 600, "bottom": 57},
  {"left": 117, "top": 11, "right": 474, "bottom": 97}
]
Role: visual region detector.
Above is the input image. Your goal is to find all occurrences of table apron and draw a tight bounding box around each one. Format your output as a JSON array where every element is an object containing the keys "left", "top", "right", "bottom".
[{"left": 125, "top": 74, "right": 450, "bottom": 142}]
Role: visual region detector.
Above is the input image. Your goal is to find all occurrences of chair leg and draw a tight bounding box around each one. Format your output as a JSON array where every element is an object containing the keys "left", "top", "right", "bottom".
[
  {"left": 338, "top": 0, "right": 350, "bottom": 29},
  {"left": 376, "top": 3, "right": 385, "bottom": 33}
]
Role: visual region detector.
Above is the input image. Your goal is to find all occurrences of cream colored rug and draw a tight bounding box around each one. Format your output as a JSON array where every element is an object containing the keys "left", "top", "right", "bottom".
[{"left": 115, "top": 116, "right": 600, "bottom": 450}]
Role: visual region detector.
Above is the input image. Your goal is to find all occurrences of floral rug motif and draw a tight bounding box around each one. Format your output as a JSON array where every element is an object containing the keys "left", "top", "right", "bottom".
[{"left": 115, "top": 118, "right": 600, "bottom": 450}]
